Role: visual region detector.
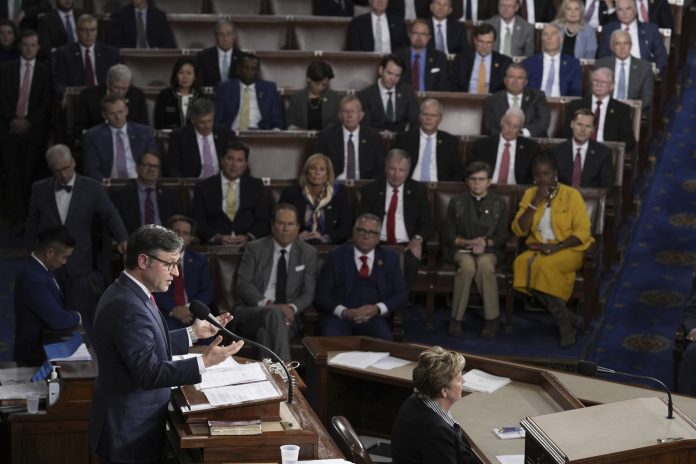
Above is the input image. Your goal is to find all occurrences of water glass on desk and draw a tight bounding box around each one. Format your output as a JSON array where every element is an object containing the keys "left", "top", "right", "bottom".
[
  {"left": 280, "top": 444, "right": 300, "bottom": 464},
  {"left": 26, "top": 392, "right": 40, "bottom": 414}
]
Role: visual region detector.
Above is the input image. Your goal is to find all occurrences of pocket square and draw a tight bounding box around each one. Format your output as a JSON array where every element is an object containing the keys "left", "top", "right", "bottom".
[
  {"left": 431, "top": 68, "right": 441, "bottom": 73},
  {"left": 295, "top": 265, "right": 305, "bottom": 272}
]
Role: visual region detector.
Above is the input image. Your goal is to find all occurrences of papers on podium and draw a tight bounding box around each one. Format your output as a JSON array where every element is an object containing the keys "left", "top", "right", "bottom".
[
  {"left": 462, "top": 369, "right": 511, "bottom": 393},
  {"left": 204, "top": 380, "right": 280, "bottom": 407},
  {"left": 328, "top": 351, "right": 391, "bottom": 369}
]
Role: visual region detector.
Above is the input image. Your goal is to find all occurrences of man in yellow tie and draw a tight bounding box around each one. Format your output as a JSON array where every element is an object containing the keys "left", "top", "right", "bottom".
[
  {"left": 452, "top": 23, "right": 512, "bottom": 94},
  {"left": 213, "top": 53, "right": 284, "bottom": 131}
]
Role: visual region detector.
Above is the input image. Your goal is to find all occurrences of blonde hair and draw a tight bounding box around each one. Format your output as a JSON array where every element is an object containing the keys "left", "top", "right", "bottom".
[
  {"left": 299, "top": 153, "right": 335, "bottom": 188},
  {"left": 413, "top": 346, "right": 466, "bottom": 399},
  {"left": 555, "top": 0, "right": 587, "bottom": 26}
]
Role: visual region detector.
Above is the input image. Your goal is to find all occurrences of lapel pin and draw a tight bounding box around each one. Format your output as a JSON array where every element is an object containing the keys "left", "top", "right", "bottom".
[
  {"left": 397, "top": 93, "right": 402, "bottom": 98},
  {"left": 378, "top": 259, "right": 384, "bottom": 266},
  {"left": 494, "top": 63, "right": 499, "bottom": 68}
]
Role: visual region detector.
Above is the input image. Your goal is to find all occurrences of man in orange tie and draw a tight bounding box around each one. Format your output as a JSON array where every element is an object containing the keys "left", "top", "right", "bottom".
[
  {"left": 452, "top": 23, "right": 511, "bottom": 94},
  {"left": 153, "top": 215, "right": 214, "bottom": 331}
]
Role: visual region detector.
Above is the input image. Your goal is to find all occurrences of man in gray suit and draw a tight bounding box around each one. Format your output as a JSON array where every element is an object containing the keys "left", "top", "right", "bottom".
[
  {"left": 233, "top": 203, "right": 318, "bottom": 361},
  {"left": 486, "top": 0, "right": 534, "bottom": 57},
  {"left": 594, "top": 29, "right": 654, "bottom": 111}
]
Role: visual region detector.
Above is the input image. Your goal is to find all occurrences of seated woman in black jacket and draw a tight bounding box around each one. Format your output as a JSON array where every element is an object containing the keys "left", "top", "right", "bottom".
[
  {"left": 279, "top": 154, "right": 352, "bottom": 244},
  {"left": 154, "top": 57, "right": 202, "bottom": 130},
  {"left": 392, "top": 346, "right": 478, "bottom": 464}
]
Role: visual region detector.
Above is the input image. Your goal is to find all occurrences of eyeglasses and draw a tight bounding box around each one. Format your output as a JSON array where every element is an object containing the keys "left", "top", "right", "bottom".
[
  {"left": 146, "top": 254, "right": 181, "bottom": 271},
  {"left": 467, "top": 176, "right": 489, "bottom": 182},
  {"left": 355, "top": 227, "right": 380, "bottom": 237},
  {"left": 139, "top": 163, "right": 160, "bottom": 170}
]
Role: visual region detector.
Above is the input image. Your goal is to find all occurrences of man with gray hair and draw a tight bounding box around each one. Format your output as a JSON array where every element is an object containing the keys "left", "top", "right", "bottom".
[
  {"left": 165, "top": 97, "right": 236, "bottom": 178},
  {"left": 470, "top": 107, "right": 540, "bottom": 184},
  {"left": 74, "top": 63, "right": 148, "bottom": 140},
  {"left": 196, "top": 18, "right": 243, "bottom": 87},
  {"left": 523, "top": 23, "right": 582, "bottom": 97},
  {"left": 26, "top": 144, "right": 128, "bottom": 335}
]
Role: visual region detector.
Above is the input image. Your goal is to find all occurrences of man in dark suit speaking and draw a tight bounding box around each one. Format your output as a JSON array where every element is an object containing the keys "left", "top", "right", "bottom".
[{"left": 89, "top": 225, "right": 244, "bottom": 464}]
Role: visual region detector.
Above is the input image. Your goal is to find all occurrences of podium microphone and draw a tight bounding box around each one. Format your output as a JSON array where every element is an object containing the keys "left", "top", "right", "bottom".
[
  {"left": 577, "top": 360, "right": 673, "bottom": 419},
  {"left": 189, "top": 300, "right": 294, "bottom": 404}
]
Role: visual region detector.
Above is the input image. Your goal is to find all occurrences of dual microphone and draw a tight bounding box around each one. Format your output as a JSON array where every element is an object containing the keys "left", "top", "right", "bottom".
[{"left": 188, "top": 300, "right": 294, "bottom": 404}]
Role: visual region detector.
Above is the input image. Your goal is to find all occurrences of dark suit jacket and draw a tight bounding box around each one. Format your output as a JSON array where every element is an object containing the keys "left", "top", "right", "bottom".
[
  {"left": 153, "top": 87, "right": 203, "bottom": 130},
  {"left": 83, "top": 122, "right": 157, "bottom": 180},
  {"left": 13, "top": 257, "right": 80, "bottom": 366},
  {"left": 564, "top": 97, "right": 636, "bottom": 151},
  {"left": 279, "top": 184, "right": 353, "bottom": 244},
  {"left": 427, "top": 18, "right": 471, "bottom": 55},
  {"left": 580, "top": 0, "right": 615, "bottom": 25},
  {"left": 525, "top": 0, "right": 557, "bottom": 22},
  {"left": 214, "top": 78, "right": 284, "bottom": 130},
  {"left": 314, "top": 0, "right": 354, "bottom": 16},
  {"left": 394, "top": 129, "right": 464, "bottom": 181},
  {"left": 451, "top": 0, "right": 497, "bottom": 20},
  {"left": 74, "top": 84, "right": 149, "bottom": 137},
  {"left": 191, "top": 173, "right": 270, "bottom": 242},
  {"left": 286, "top": 87, "right": 341, "bottom": 130},
  {"left": 357, "top": 178, "right": 432, "bottom": 241},
  {"left": 552, "top": 139, "right": 614, "bottom": 188},
  {"left": 394, "top": 47, "right": 450, "bottom": 91},
  {"left": 52, "top": 42, "right": 120, "bottom": 96},
  {"left": 0, "top": 59, "right": 52, "bottom": 132},
  {"left": 0, "top": 0, "right": 50, "bottom": 30},
  {"left": 483, "top": 88, "right": 551, "bottom": 137},
  {"left": 594, "top": 55, "right": 654, "bottom": 110},
  {"left": 164, "top": 124, "right": 235, "bottom": 178},
  {"left": 315, "top": 244, "right": 409, "bottom": 314},
  {"left": 195, "top": 46, "right": 243, "bottom": 88},
  {"left": 346, "top": 12, "right": 409, "bottom": 52},
  {"left": 469, "top": 135, "right": 540, "bottom": 185},
  {"left": 37, "top": 8, "right": 84, "bottom": 60},
  {"left": 154, "top": 248, "right": 214, "bottom": 330},
  {"left": 26, "top": 175, "right": 128, "bottom": 278},
  {"left": 392, "top": 394, "right": 477, "bottom": 464},
  {"left": 358, "top": 81, "right": 419, "bottom": 132},
  {"left": 89, "top": 273, "right": 199, "bottom": 462},
  {"left": 604, "top": 0, "right": 672, "bottom": 29},
  {"left": 106, "top": 4, "right": 176, "bottom": 49},
  {"left": 315, "top": 124, "right": 386, "bottom": 179},
  {"left": 451, "top": 50, "right": 511, "bottom": 93},
  {"left": 387, "top": 0, "right": 431, "bottom": 17},
  {"left": 598, "top": 21, "right": 667, "bottom": 75},
  {"left": 523, "top": 53, "right": 583, "bottom": 97},
  {"left": 109, "top": 180, "right": 183, "bottom": 233}
]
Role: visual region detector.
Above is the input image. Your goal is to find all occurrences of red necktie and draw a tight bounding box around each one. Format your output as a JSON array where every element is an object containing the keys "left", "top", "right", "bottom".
[
  {"left": 498, "top": 142, "right": 511, "bottom": 184},
  {"left": 519, "top": 0, "right": 528, "bottom": 20},
  {"left": 173, "top": 264, "right": 186, "bottom": 306},
  {"left": 346, "top": 134, "right": 356, "bottom": 179},
  {"left": 386, "top": 187, "right": 398, "bottom": 245},
  {"left": 359, "top": 256, "right": 370, "bottom": 278},
  {"left": 411, "top": 53, "right": 420, "bottom": 91},
  {"left": 144, "top": 188, "right": 155, "bottom": 224},
  {"left": 572, "top": 148, "right": 583, "bottom": 188},
  {"left": 16, "top": 61, "right": 31, "bottom": 117},
  {"left": 592, "top": 100, "right": 601, "bottom": 140},
  {"left": 84, "top": 47, "right": 95, "bottom": 86},
  {"left": 639, "top": 0, "right": 649, "bottom": 22}
]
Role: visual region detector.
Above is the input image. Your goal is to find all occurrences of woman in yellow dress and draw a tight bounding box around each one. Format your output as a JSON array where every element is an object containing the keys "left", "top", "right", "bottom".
[{"left": 512, "top": 154, "right": 594, "bottom": 347}]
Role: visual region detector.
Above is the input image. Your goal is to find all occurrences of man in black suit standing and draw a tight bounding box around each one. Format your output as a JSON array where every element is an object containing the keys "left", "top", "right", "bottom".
[
  {"left": 563, "top": 67, "right": 636, "bottom": 151},
  {"left": 315, "top": 95, "right": 386, "bottom": 180},
  {"left": 0, "top": 29, "right": 51, "bottom": 224},
  {"left": 553, "top": 108, "right": 614, "bottom": 189},
  {"left": 394, "top": 98, "right": 463, "bottom": 182},
  {"left": 73, "top": 64, "right": 148, "bottom": 141},
  {"left": 109, "top": 151, "right": 183, "bottom": 234},
  {"left": 195, "top": 18, "right": 242, "bottom": 88},
  {"left": 428, "top": 0, "right": 471, "bottom": 55},
  {"left": 346, "top": 0, "right": 409, "bottom": 52},
  {"left": 106, "top": 0, "right": 175, "bottom": 49},
  {"left": 0, "top": 0, "right": 50, "bottom": 31},
  {"left": 37, "top": 0, "right": 82, "bottom": 61},
  {"left": 191, "top": 141, "right": 269, "bottom": 246},
  {"left": 358, "top": 54, "right": 419, "bottom": 132},
  {"left": 52, "top": 14, "right": 120, "bottom": 97},
  {"left": 165, "top": 98, "right": 235, "bottom": 178},
  {"left": 358, "top": 148, "right": 432, "bottom": 288},
  {"left": 452, "top": 23, "right": 511, "bottom": 93},
  {"left": 483, "top": 63, "right": 550, "bottom": 137},
  {"left": 395, "top": 19, "right": 449, "bottom": 91},
  {"left": 469, "top": 108, "right": 540, "bottom": 184}
]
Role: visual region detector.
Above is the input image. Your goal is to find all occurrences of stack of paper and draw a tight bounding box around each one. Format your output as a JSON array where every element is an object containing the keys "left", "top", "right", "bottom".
[
  {"left": 462, "top": 369, "right": 511, "bottom": 393},
  {"left": 328, "top": 351, "right": 391, "bottom": 369}
]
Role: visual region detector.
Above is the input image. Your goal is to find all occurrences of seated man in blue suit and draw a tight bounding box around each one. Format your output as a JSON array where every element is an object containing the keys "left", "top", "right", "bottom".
[
  {"left": 597, "top": 0, "right": 667, "bottom": 76},
  {"left": 214, "top": 53, "right": 284, "bottom": 130},
  {"left": 14, "top": 225, "right": 81, "bottom": 366},
  {"left": 315, "top": 214, "right": 409, "bottom": 340},
  {"left": 523, "top": 24, "right": 582, "bottom": 97},
  {"left": 154, "top": 215, "right": 214, "bottom": 331},
  {"left": 89, "top": 224, "right": 243, "bottom": 464},
  {"left": 106, "top": 0, "right": 175, "bottom": 49},
  {"left": 83, "top": 94, "right": 156, "bottom": 180}
]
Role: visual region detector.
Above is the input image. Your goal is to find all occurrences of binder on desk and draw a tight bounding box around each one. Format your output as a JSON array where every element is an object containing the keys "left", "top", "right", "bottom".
[{"left": 31, "top": 333, "right": 89, "bottom": 382}]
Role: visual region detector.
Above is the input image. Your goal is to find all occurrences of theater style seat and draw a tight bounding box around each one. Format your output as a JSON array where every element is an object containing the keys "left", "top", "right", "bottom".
[
  {"left": 238, "top": 130, "right": 317, "bottom": 180},
  {"left": 168, "top": 14, "right": 218, "bottom": 49},
  {"left": 209, "top": 0, "right": 263, "bottom": 15},
  {"left": 120, "top": 49, "right": 191, "bottom": 86},
  {"left": 292, "top": 17, "right": 351, "bottom": 52},
  {"left": 234, "top": 16, "right": 291, "bottom": 51},
  {"left": 268, "top": 0, "right": 313, "bottom": 15},
  {"left": 422, "top": 92, "right": 487, "bottom": 136},
  {"left": 90, "top": 0, "right": 124, "bottom": 15}
]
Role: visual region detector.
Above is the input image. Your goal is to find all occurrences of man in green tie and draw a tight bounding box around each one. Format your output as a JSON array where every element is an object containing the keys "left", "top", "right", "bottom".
[{"left": 485, "top": 0, "right": 534, "bottom": 57}]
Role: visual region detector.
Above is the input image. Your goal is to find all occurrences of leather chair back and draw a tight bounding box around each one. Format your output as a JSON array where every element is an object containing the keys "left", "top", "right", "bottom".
[{"left": 329, "top": 416, "right": 374, "bottom": 464}]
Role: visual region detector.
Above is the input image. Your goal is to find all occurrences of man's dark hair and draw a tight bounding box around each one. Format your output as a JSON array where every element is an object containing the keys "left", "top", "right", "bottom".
[
  {"left": 272, "top": 203, "right": 299, "bottom": 224},
  {"left": 380, "top": 54, "right": 405, "bottom": 71},
  {"left": 467, "top": 161, "right": 493, "bottom": 178},
  {"left": 225, "top": 140, "right": 250, "bottom": 161},
  {"left": 20, "top": 28, "right": 39, "bottom": 41},
  {"left": 306, "top": 60, "right": 335, "bottom": 82},
  {"left": 572, "top": 107, "right": 595, "bottom": 121},
  {"left": 101, "top": 93, "right": 127, "bottom": 111},
  {"left": 36, "top": 225, "right": 75, "bottom": 252},
  {"left": 474, "top": 23, "right": 497, "bottom": 40},
  {"left": 124, "top": 225, "right": 183, "bottom": 270},
  {"left": 532, "top": 152, "right": 558, "bottom": 171},
  {"left": 189, "top": 97, "right": 215, "bottom": 120},
  {"left": 167, "top": 214, "right": 197, "bottom": 236}
]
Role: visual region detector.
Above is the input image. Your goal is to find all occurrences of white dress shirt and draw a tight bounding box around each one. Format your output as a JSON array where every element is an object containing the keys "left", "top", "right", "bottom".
[
  {"left": 195, "top": 130, "right": 220, "bottom": 176},
  {"left": 623, "top": 20, "right": 642, "bottom": 60},
  {"left": 410, "top": 130, "right": 438, "bottom": 181},
  {"left": 55, "top": 175, "right": 76, "bottom": 224},
  {"left": 337, "top": 126, "right": 361, "bottom": 180},
  {"left": 379, "top": 182, "right": 409, "bottom": 243},
  {"left": 372, "top": 12, "right": 391, "bottom": 53},
  {"left": 571, "top": 140, "right": 589, "bottom": 170},
  {"left": 492, "top": 136, "right": 518, "bottom": 184},
  {"left": 231, "top": 82, "right": 262, "bottom": 130},
  {"left": 403, "top": 0, "right": 417, "bottom": 19},
  {"left": 521, "top": 0, "right": 537, "bottom": 23},
  {"left": 109, "top": 123, "right": 137, "bottom": 178},
  {"left": 541, "top": 52, "right": 561, "bottom": 97},
  {"left": 591, "top": 94, "right": 608, "bottom": 141},
  {"left": 432, "top": 19, "right": 449, "bottom": 54},
  {"left": 506, "top": 92, "right": 531, "bottom": 137}
]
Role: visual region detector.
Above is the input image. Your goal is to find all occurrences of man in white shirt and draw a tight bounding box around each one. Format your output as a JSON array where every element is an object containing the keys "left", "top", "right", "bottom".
[
  {"left": 428, "top": 0, "right": 471, "bottom": 55},
  {"left": 196, "top": 18, "right": 243, "bottom": 87},
  {"left": 523, "top": 23, "right": 583, "bottom": 97},
  {"left": 346, "top": 0, "right": 409, "bottom": 52},
  {"left": 486, "top": 0, "right": 535, "bottom": 57}
]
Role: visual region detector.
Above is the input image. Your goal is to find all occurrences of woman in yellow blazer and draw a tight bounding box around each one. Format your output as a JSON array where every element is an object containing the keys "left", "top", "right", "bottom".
[{"left": 511, "top": 154, "right": 593, "bottom": 347}]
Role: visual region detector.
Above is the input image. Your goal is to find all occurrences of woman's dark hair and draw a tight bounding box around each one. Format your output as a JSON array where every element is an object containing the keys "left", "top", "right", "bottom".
[
  {"left": 306, "top": 60, "right": 334, "bottom": 82},
  {"left": 0, "top": 19, "right": 18, "bottom": 50},
  {"left": 532, "top": 152, "right": 558, "bottom": 172},
  {"left": 466, "top": 161, "right": 492, "bottom": 179},
  {"left": 169, "top": 57, "right": 202, "bottom": 94}
]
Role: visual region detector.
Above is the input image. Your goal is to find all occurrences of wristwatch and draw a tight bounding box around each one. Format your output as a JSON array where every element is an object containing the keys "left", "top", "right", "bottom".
[{"left": 186, "top": 326, "right": 198, "bottom": 343}]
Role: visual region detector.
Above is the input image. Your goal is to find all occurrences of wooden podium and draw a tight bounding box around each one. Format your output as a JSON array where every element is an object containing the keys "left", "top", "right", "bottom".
[{"left": 521, "top": 397, "right": 696, "bottom": 463}]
